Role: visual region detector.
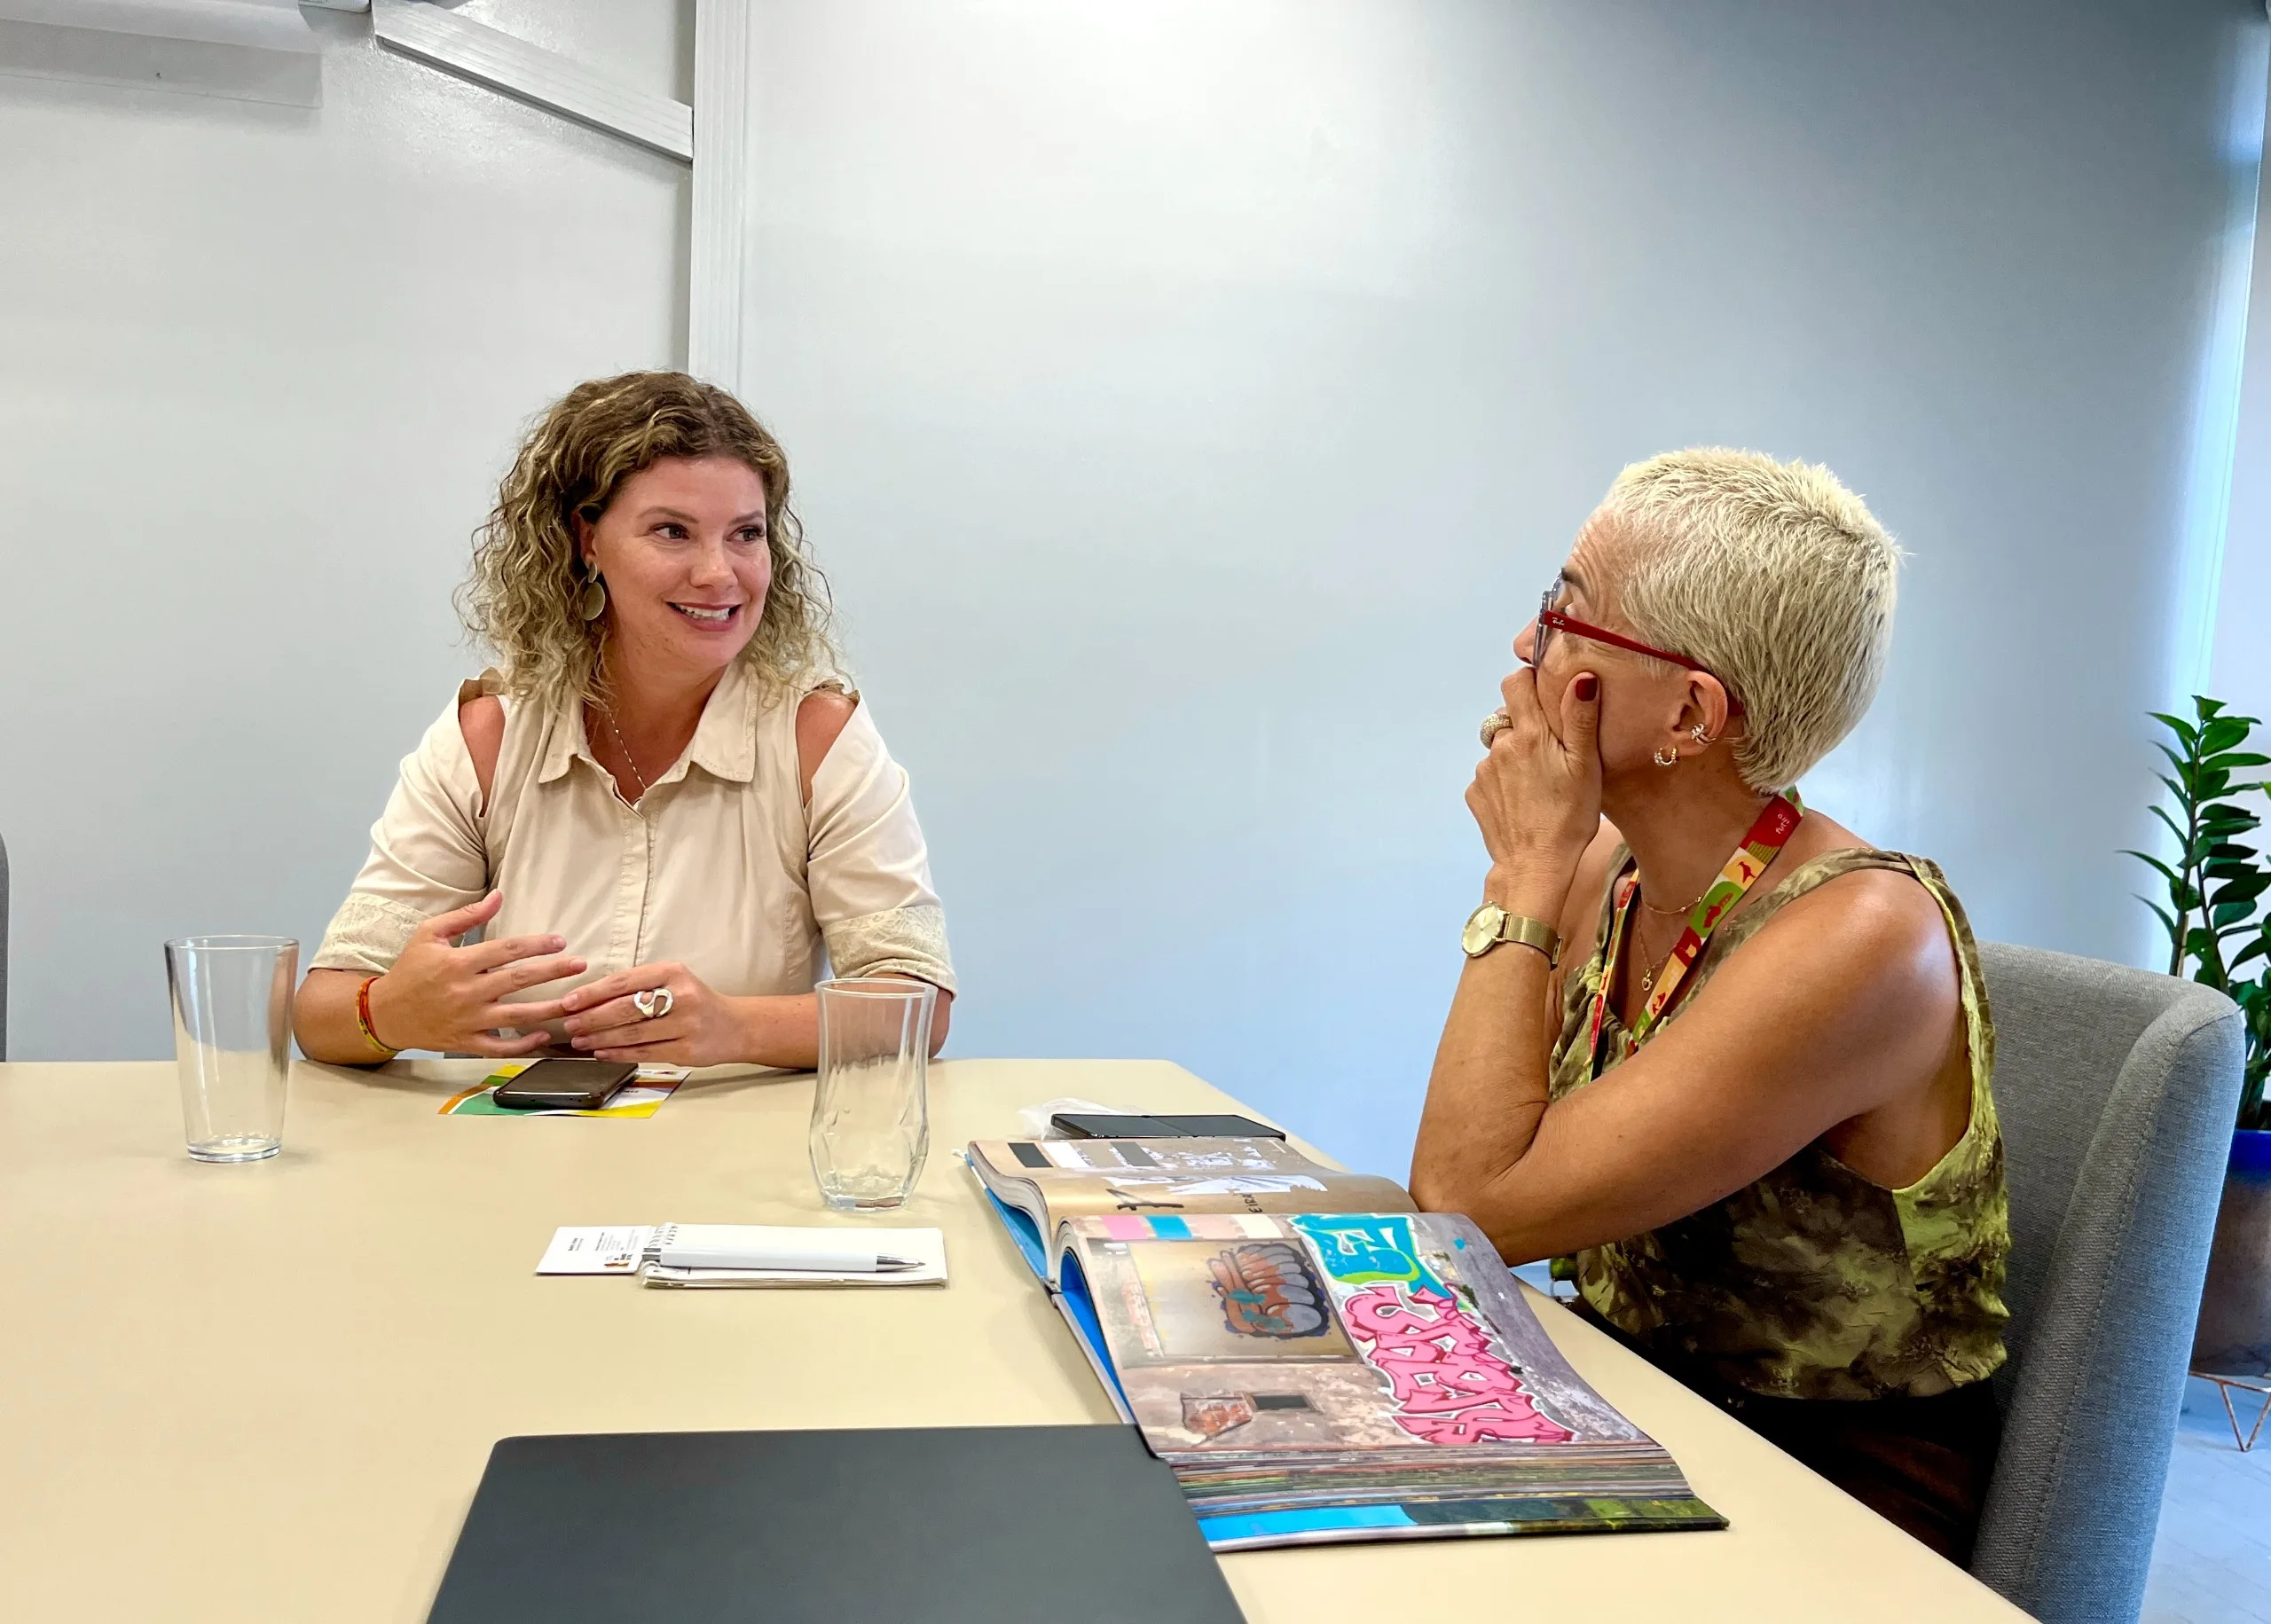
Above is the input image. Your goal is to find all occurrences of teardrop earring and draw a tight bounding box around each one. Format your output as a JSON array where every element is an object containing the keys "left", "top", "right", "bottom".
[{"left": 578, "top": 561, "right": 608, "bottom": 622}]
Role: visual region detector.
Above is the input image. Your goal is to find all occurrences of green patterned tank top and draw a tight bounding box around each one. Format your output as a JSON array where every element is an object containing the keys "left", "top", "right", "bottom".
[{"left": 1549, "top": 846, "right": 2010, "bottom": 1401}]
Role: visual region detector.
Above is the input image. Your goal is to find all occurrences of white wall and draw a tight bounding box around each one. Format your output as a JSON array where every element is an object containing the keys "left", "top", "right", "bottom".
[
  {"left": 2219, "top": 49, "right": 2271, "bottom": 731},
  {"left": 0, "top": 4, "right": 688, "bottom": 1058},
  {"left": 4, "top": 2, "right": 2263, "bottom": 1189},
  {"left": 731, "top": 0, "right": 2269, "bottom": 1175}
]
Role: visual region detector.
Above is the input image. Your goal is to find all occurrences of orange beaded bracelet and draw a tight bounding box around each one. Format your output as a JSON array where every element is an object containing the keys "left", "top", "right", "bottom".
[{"left": 355, "top": 975, "right": 399, "bottom": 1059}]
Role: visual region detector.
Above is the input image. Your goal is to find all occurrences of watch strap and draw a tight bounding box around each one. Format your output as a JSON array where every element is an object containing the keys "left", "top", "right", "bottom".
[{"left": 1492, "top": 912, "right": 1560, "bottom": 966}]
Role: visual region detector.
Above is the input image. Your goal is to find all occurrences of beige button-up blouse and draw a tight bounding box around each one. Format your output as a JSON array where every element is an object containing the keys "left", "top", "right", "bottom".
[{"left": 311, "top": 662, "right": 955, "bottom": 1015}]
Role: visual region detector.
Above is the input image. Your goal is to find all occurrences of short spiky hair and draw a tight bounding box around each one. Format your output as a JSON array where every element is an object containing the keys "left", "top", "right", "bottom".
[
  {"left": 457, "top": 371, "right": 838, "bottom": 705},
  {"left": 1599, "top": 449, "right": 1899, "bottom": 793}
]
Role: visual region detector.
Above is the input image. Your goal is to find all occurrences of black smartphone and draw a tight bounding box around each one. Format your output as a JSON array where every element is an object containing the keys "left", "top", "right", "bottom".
[
  {"left": 491, "top": 1058, "right": 638, "bottom": 1110},
  {"left": 1048, "top": 1112, "right": 1287, "bottom": 1141}
]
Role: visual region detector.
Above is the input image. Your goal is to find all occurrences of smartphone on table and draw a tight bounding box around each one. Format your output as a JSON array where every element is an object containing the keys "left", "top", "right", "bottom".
[
  {"left": 491, "top": 1058, "right": 639, "bottom": 1111},
  {"left": 1048, "top": 1112, "right": 1287, "bottom": 1140}
]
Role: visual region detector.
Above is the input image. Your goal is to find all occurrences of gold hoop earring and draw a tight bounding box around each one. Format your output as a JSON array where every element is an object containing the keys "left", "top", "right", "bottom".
[
  {"left": 579, "top": 561, "right": 608, "bottom": 622},
  {"left": 1654, "top": 746, "right": 1678, "bottom": 767}
]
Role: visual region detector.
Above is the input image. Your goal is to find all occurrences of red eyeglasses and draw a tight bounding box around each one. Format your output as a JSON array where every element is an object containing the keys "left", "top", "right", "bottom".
[{"left": 1535, "top": 583, "right": 1745, "bottom": 716}]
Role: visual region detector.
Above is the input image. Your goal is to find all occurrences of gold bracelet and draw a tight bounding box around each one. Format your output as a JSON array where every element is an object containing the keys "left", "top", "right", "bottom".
[{"left": 355, "top": 976, "right": 400, "bottom": 1058}]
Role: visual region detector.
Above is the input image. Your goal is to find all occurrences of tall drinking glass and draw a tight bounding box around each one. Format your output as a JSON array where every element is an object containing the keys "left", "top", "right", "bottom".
[
  {"left": 165, "top": 935, "right": 297, "bottom": 1163},
  {"left": 808, "top": 977, "right": 936, "bottom": 1210}
]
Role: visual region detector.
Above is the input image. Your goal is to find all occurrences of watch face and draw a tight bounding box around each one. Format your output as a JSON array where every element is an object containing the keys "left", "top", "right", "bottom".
[{"left": 1462, "top": 903, "right": 1505, "bottom": 957}]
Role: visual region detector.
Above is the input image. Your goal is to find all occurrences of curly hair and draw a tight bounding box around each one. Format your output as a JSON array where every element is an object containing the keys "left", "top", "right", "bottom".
[{"left": 457, "top": 371, "right": 839, "bottom": 704}]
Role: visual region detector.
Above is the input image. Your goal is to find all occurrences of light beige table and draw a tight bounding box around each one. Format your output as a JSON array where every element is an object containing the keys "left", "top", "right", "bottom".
[{"left": 0, "top": 1057, "right": 2026, "bottom": 1621}]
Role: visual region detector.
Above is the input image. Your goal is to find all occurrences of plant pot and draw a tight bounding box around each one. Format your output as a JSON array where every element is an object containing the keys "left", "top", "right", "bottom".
[{"left": 2192, "top": 1128, "right": 2271, "bottom": 1375}]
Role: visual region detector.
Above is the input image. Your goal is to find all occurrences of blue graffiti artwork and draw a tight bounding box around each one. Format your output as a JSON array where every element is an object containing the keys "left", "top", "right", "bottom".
[{"left": 1289, "top": 1214, "right": 1448, "bottom": 1297}]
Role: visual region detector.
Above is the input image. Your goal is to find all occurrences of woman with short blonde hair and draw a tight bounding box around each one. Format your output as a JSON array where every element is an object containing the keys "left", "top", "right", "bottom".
[
  {"left": 1412, "top": 449, "right": 2005, "bottom": 1561},
  {"left": 295, "top": 371, "right": 954, "bottom": 1068}
]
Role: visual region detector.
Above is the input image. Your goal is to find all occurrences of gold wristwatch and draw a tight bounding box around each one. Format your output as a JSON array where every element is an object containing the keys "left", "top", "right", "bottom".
[{"left": 1461, "top": 901, "right": 1560, "bottom": 965}]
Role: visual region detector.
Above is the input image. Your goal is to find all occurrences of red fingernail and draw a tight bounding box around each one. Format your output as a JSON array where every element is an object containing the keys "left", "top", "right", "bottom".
[{"left": 1574, "top": 674, "right": 1598, "bottom": 702}]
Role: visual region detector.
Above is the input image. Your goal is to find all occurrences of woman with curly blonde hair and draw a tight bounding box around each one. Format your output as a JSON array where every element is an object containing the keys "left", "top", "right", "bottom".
[{"left": 295, "top": 372, "right": 955, "bottom": 1068}]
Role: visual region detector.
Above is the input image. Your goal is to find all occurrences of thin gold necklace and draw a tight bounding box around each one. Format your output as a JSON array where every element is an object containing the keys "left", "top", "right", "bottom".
[
  {"left": 1636, "top": 875, "right": 1708, "bottom": 920},
  {"left": 597, "top": 705, "right": 650, "bottom": 804},
  {"left": 1631, "top": 910, "right": 1680, "bottom": 993}
]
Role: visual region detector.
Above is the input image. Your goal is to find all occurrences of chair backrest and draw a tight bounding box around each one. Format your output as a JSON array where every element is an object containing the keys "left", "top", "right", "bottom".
[{"left": 1971, "top": 941, "right": 2243, "bottom": 1623}]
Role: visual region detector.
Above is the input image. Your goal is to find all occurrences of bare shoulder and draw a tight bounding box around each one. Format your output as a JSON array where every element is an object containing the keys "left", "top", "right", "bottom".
[
  {"left": 456, "top": 694, "right": 505, "bottom": 808},
  {"left": 796, "top": 686, "right": 860, "bottom": 800},
  {"left": 1745, "top": 862, "right": 1960, "bottom": 1017}
]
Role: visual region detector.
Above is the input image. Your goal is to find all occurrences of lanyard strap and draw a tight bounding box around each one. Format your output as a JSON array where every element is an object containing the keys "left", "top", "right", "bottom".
[{"left": 1588, "top": 792, "right": 1803, "bottom": 1060}]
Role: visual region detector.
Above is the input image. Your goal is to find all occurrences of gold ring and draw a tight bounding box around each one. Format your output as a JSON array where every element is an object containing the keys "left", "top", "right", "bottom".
[{"left": 1480, "top": 711, "right": 1513, "bottom": 747}]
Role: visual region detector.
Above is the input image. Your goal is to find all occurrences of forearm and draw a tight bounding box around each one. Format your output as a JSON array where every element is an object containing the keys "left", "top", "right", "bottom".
[
  {"left": 292, "top": 969, "right": 393, "bottom": 1067},
  {"left": 727, "top": 993, "right": 821, "bottom": 1069},
  {"left": 1409, "top": 866, "right": 1569, "bottom": 1221},
  {"left": 724, "top": 984, "right": 954, "bottom": 1071}
]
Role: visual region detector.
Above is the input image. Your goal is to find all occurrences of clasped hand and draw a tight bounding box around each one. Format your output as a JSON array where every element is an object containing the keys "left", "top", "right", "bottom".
[
  {"left": 365, "top": 890, "right": 585, "bottom": 1058},
  {"left": 559, "top": 961, "right": 745, "bottom": 1066},
  {"left": 1470, "top": 667, "right": 1604, "bottom": 898},
  {"left": 366, "top": 893, "right": 742, "bottom": 1066}
]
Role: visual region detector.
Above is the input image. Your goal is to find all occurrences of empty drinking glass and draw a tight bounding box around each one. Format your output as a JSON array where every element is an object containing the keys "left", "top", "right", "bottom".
[
  {"left": 808, "top": 977, "right": 936, "bottom": 1210},
  {"left": 165, "top": 935, "right": 297, "bottom": 1163}
]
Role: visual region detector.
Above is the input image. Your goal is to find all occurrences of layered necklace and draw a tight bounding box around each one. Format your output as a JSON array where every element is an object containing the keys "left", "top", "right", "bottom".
[
  {"left": 1588, "top": 792, "right": 1804, "bottom": 1064},
  {"left": 1631, "top": 883, "right": 1707, "bottom": 993}
]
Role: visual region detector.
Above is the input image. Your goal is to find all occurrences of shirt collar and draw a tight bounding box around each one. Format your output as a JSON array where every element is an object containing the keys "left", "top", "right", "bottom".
[
  {"left": 535, "top": 660, "right": 758, "bottom": 787},
  {"left": 683, "top": 660, "right": 758, "bottom": 783}
]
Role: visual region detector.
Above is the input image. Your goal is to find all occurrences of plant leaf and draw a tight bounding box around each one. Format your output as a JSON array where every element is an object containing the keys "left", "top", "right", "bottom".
[
  {"left": 2124, "top": 850, "right": 2181, "bottom": 883},
  {"left": 2202, "top": 717, "right": 2252, "bottom": 754},
  {"left": 2153, "top": 710, "right": 2202, "bottom": 745}
]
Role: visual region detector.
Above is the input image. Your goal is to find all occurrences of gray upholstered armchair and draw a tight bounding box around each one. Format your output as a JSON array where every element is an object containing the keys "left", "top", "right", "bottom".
[{"left": 1970, "top": 942, "right": 2243, "bottom": 1623}]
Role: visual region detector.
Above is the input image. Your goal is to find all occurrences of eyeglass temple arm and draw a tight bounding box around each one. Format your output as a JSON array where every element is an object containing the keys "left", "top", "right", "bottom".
[{"left": 1535, "top": 609, "right": 1744, "bottom": 716}]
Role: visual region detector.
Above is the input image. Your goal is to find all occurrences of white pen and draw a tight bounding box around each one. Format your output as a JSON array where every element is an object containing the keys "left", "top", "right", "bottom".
[{"left": 644, "top": 1223, "right": 923, "bottom": 1274}]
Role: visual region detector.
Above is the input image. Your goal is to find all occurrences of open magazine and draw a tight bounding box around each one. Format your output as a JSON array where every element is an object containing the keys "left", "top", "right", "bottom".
[
  {"left": 966, "top": 1136, "right": 1412, "bottom": 1287},
  {"left": 967, "top": 1140, "right": 1724, "bottom": 1552}
]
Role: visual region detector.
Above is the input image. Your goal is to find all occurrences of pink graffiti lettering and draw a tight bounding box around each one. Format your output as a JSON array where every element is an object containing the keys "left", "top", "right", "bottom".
[{"left": 1342, "top": 1284, "right": 1575, "bottom": 1446}]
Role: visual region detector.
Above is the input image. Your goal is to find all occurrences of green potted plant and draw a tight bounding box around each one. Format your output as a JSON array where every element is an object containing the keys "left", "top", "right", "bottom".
[{"left": 2130, "top": 696, "right": 2271, "bottom": 1372}]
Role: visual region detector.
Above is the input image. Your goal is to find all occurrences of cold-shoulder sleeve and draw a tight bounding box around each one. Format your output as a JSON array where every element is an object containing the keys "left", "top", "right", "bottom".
[
  {"left": 805, "top": 697, "right": 956, "bottom": 994},
  {"left": 310, "top": 696, "right": 491, "bottom": 974}
]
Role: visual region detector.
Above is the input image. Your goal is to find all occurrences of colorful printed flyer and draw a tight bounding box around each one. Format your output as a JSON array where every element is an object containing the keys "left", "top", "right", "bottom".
[{"left": 439, "top": 1063, "right": 692, "bottom": 1118}]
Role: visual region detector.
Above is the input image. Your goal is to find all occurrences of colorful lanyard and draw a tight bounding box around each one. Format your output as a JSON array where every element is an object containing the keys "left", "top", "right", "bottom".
[{"left": 1589, "top": 792, "right": 1803, "bottom": 1062}]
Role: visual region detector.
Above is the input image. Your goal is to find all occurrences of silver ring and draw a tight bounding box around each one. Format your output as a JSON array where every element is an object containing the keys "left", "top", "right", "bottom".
[
  {"left": 633, "top": 986, "right": 674, "bottom": 1021},
  {"left": 1480, "top": 710, "right": 1513, "bottom": 747}
]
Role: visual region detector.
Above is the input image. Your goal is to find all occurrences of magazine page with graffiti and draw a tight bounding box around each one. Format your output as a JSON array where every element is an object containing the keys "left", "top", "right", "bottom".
[
  {"left": 965, "top": 1137, "right": 1414, "bottom": 1286},
  {"left": 1053, "top": 1210, "right": 1725, "bottom": 1552}
]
